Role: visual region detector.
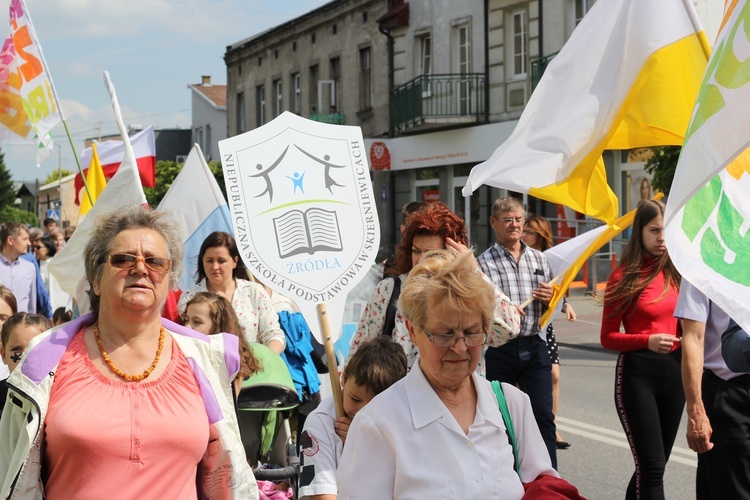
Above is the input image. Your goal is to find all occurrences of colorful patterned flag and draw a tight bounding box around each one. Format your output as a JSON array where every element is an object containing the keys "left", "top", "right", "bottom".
[
  {"left": 665, "top": 0, "right": 750, "bottom": 332},
  {"left": 463, "top": 0, "right": 710, "bottom": 225},
  {"left": 0, "top": 0, "right": 61, "bottom": 165}
]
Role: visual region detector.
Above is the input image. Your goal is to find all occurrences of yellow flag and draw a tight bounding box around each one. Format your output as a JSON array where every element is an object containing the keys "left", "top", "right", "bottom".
[{"left": 79, "top": 143, "right": 107, "bottom": 217}]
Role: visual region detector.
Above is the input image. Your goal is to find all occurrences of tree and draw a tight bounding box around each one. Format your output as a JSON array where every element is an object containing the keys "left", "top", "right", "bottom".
[
  {"left": 644, "top": 146, "right": 681, "bottom": 197},
  {"left": 0, "top": 205, "right": 39, "bottom": 226},
  {"left": 0, "top": 149, "right": 15, "bottom": 211},
  {"left": 144, "top": 160, "right": 182, "bottom": 207},
  {"left": 43, "top": 169, "right": 74, "bottom": 185},
  {"left": 143, "top": 159, "right": 227, "bottom": 207},
  {"left": 208, "top": 161, "right": 227, "bottom": 199}
]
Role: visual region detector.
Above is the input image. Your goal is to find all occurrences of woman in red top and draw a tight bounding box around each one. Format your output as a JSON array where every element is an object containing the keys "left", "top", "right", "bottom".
[{"left": 600, "top": 199, "right": 682, "bottom": 500}]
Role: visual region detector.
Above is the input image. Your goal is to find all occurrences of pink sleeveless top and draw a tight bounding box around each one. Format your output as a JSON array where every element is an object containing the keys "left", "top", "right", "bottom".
[{"left": 43, "top": 329, "right": 210, "bottom": 498}]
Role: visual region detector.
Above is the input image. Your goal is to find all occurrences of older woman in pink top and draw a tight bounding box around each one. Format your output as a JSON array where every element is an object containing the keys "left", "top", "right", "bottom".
[{"left": 0, "top": 206, "right": 256, "bottom": 499}]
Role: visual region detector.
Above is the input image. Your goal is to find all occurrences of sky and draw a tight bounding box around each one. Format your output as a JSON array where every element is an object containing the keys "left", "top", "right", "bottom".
[{"left": 1, "top": 0, "right": 329, "bottom": 183}]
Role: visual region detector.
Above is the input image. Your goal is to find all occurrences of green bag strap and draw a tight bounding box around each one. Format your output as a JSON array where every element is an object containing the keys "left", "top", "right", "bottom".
[{"left": 491, "top": 380, "right": 519, "bottom": 474}]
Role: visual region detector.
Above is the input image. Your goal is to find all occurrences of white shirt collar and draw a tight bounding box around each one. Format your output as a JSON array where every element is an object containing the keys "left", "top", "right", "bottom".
[{"left": 405, "top": 358, "right": 505, "bottom": 431}]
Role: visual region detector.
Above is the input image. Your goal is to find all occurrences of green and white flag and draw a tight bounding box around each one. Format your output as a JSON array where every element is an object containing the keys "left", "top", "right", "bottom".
[{"left": 665, "top": 0, "right": 750, "bottom": 332}]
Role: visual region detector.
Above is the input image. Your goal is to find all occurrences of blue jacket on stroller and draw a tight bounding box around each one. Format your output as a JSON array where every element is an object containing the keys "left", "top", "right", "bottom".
[{"left": 278, "top": 311, "right": 321, "bottom": 402}]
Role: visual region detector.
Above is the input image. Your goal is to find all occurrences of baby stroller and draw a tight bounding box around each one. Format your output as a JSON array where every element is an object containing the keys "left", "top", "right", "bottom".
[{"left": 238, "top": 343, "right": 301, "bottom": 497}]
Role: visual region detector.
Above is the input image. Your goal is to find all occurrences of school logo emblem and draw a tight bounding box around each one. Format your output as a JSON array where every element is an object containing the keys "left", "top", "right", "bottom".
[{"left": 219, "top": 112, "right": 380, "bottom": 339}]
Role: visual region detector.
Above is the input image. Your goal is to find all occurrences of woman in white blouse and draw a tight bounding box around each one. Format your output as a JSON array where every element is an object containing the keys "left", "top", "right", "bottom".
[
  {"left": 337, "top": 251, "right": 574, "bottom": 499},
  {"left": 179, "top": 231, "right": 285, "bottom": 354}
]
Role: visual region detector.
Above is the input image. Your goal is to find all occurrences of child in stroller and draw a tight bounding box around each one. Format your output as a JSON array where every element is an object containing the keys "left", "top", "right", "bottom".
[
  {"left": 184, "top": 292, "right": 297, "bottom": 496},
  {"left": 239, "top": 342, "right": 301, "bottom": 498}
]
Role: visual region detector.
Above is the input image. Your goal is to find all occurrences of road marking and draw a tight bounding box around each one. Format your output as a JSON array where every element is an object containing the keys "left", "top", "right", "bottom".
[{"left": 556, "top": 416, "right": 698, "bottom": 467}]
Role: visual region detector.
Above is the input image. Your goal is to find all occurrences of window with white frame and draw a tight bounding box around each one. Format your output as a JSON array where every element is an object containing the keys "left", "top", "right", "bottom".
[
  {"left": 418, "top": 34, "right": 432, "bottom": 97},
  {"left": 196, "top": 127, "right": 204, "bottom": 152},
  {"left": 512, "top": 11, "right": 527, "bottom": 78},
  {"left": 330, "top": 57, "right": 341, "bottom": 110},
  {"left": 456, "top": 24, "right": 471, "bottom": 115},
  {"left": 420, "top": 35, "right": 432, "bottom": 76},
  {"left": 359, "top": 47, "right": 372, "bottom": 110},
  {"left": 256, "top": 85, "right": 265, "bottom": 126},
  {"left": 273, "top": 79, "right": 282, "bottom": 117},
  {"left": 457, "top": 25, "right": 471, "bottom": 75},
  {"left": 292, "top": 73, "right": 301, "bottom": 114}
]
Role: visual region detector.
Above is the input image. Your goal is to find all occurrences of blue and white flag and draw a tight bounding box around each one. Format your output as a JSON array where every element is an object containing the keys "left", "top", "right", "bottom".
[{"left": 157, "top": 144, "right": 233, "bottom": 291}]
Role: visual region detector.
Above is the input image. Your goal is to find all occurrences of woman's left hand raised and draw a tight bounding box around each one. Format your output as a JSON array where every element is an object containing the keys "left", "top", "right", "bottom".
[{"left": 445, "top": 238, "right": 478, "bottom": 268}]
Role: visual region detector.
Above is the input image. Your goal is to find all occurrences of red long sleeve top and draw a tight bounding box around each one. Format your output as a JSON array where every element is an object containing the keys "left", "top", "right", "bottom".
[{"left": 600, "top": 260, "right": 680, "bottom": 352}]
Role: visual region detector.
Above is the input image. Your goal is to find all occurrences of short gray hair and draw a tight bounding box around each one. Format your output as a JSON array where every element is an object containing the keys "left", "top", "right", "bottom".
[
  {"left": 491, "top": 196, "right": 524, "bottom": 218},
  {"left": 84, "top": 205, "right": 183, "bottom": 315},
  {"left": 28, "top": 227, "right": 43, "bottom": 240}
]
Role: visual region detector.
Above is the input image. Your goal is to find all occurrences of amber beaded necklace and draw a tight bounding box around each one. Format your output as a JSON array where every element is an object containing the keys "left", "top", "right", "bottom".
[{"left": 93, "top": 323, "right": 165, "bottom": 382}]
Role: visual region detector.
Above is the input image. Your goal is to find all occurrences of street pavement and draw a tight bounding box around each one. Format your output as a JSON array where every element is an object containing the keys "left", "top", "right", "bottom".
[{"left": 551, "top": 288, "right": 608, "bottom": 350}]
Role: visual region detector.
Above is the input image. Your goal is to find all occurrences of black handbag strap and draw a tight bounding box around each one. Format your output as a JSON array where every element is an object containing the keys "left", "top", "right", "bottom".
[{"left": 382, "top": 277, "right": 401, "bottom": 337}]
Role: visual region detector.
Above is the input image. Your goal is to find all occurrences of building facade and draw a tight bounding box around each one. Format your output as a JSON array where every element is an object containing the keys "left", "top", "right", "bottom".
[
  {"left": 225, "top": 0, "right": 721, "bottom": 263},
  {"left": 37, "top": 173, "right": 77, "bottom": 228},
  {"left": 375, "top": 0, "right": 597, "bottom": 253},
  {"left": 224, "top": 0, "right": 393, "bottom": 255},
  {"left": 189, "top": 75, "right": 227, "bottom": 162},
  {"left": 225, "top": 0, "right": 389, "bottom": 139}
]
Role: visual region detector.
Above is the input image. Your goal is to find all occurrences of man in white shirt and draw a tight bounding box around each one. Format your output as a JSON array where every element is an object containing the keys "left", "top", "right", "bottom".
[
  {"left": 675, "top": 280, "right": 750, "bottom": 498},
  {"left": 0, "top": 223, "right": 36, "bottom": 313}
]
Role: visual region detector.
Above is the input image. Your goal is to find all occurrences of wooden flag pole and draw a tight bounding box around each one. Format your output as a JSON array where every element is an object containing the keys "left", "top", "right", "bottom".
[
  {"left": 518, "top": 274, "right": 562, "bottom": 310},
  {"left": 317, "top": 302, "right": 344, "bottom": 418}
]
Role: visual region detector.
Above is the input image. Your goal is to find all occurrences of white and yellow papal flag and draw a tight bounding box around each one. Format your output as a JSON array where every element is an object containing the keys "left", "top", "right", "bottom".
[
  {"left": 664, "top": 0, "right": 750, "bottom": 333},
  {"left": 541, "top": 207, "right": 638, "bottom": 329},
  {"left": 463, "top": 0, "right": 710, "bottom": 225}
]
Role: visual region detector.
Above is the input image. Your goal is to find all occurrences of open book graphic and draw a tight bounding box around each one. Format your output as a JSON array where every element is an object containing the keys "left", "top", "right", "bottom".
[{"left": 274, "top": 208, "right": 343, "bottom": 258}]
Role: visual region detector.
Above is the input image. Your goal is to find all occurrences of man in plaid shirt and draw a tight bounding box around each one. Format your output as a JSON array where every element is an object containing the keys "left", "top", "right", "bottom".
[{"left": 477, "top": 196, "right": 558, "bottom": 469}]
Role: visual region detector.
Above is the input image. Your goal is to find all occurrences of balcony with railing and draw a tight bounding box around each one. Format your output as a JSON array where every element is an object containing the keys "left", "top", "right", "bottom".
[{"left": 391, "top": 73, "right": 486, "bottom": 133}]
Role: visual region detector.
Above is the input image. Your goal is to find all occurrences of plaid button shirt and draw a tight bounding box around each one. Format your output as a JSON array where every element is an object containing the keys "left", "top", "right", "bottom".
[{"left": 477, "top": 241, "right": 553, "bottom": 338}]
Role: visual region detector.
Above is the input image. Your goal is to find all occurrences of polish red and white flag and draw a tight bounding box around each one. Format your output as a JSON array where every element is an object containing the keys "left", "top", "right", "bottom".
[{"left": 74, "top": 125, "right": 156, "bottom": 204}]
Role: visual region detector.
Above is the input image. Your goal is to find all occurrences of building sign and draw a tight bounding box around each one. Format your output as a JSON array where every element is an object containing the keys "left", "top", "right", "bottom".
[
  {"left": 423, "top": 189, "right": 440, "bottom": 203},
  {"left": 369, "top": 141, "right": 391, "bottom": 170},
  {"left": 364, "top": 120, "right": 519, "bottom": 171}
]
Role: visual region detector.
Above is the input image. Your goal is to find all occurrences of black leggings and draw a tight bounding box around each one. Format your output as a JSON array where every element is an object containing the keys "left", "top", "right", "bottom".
[{"left": 615, "top": 350, "right": 685, "bottom": 500}]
